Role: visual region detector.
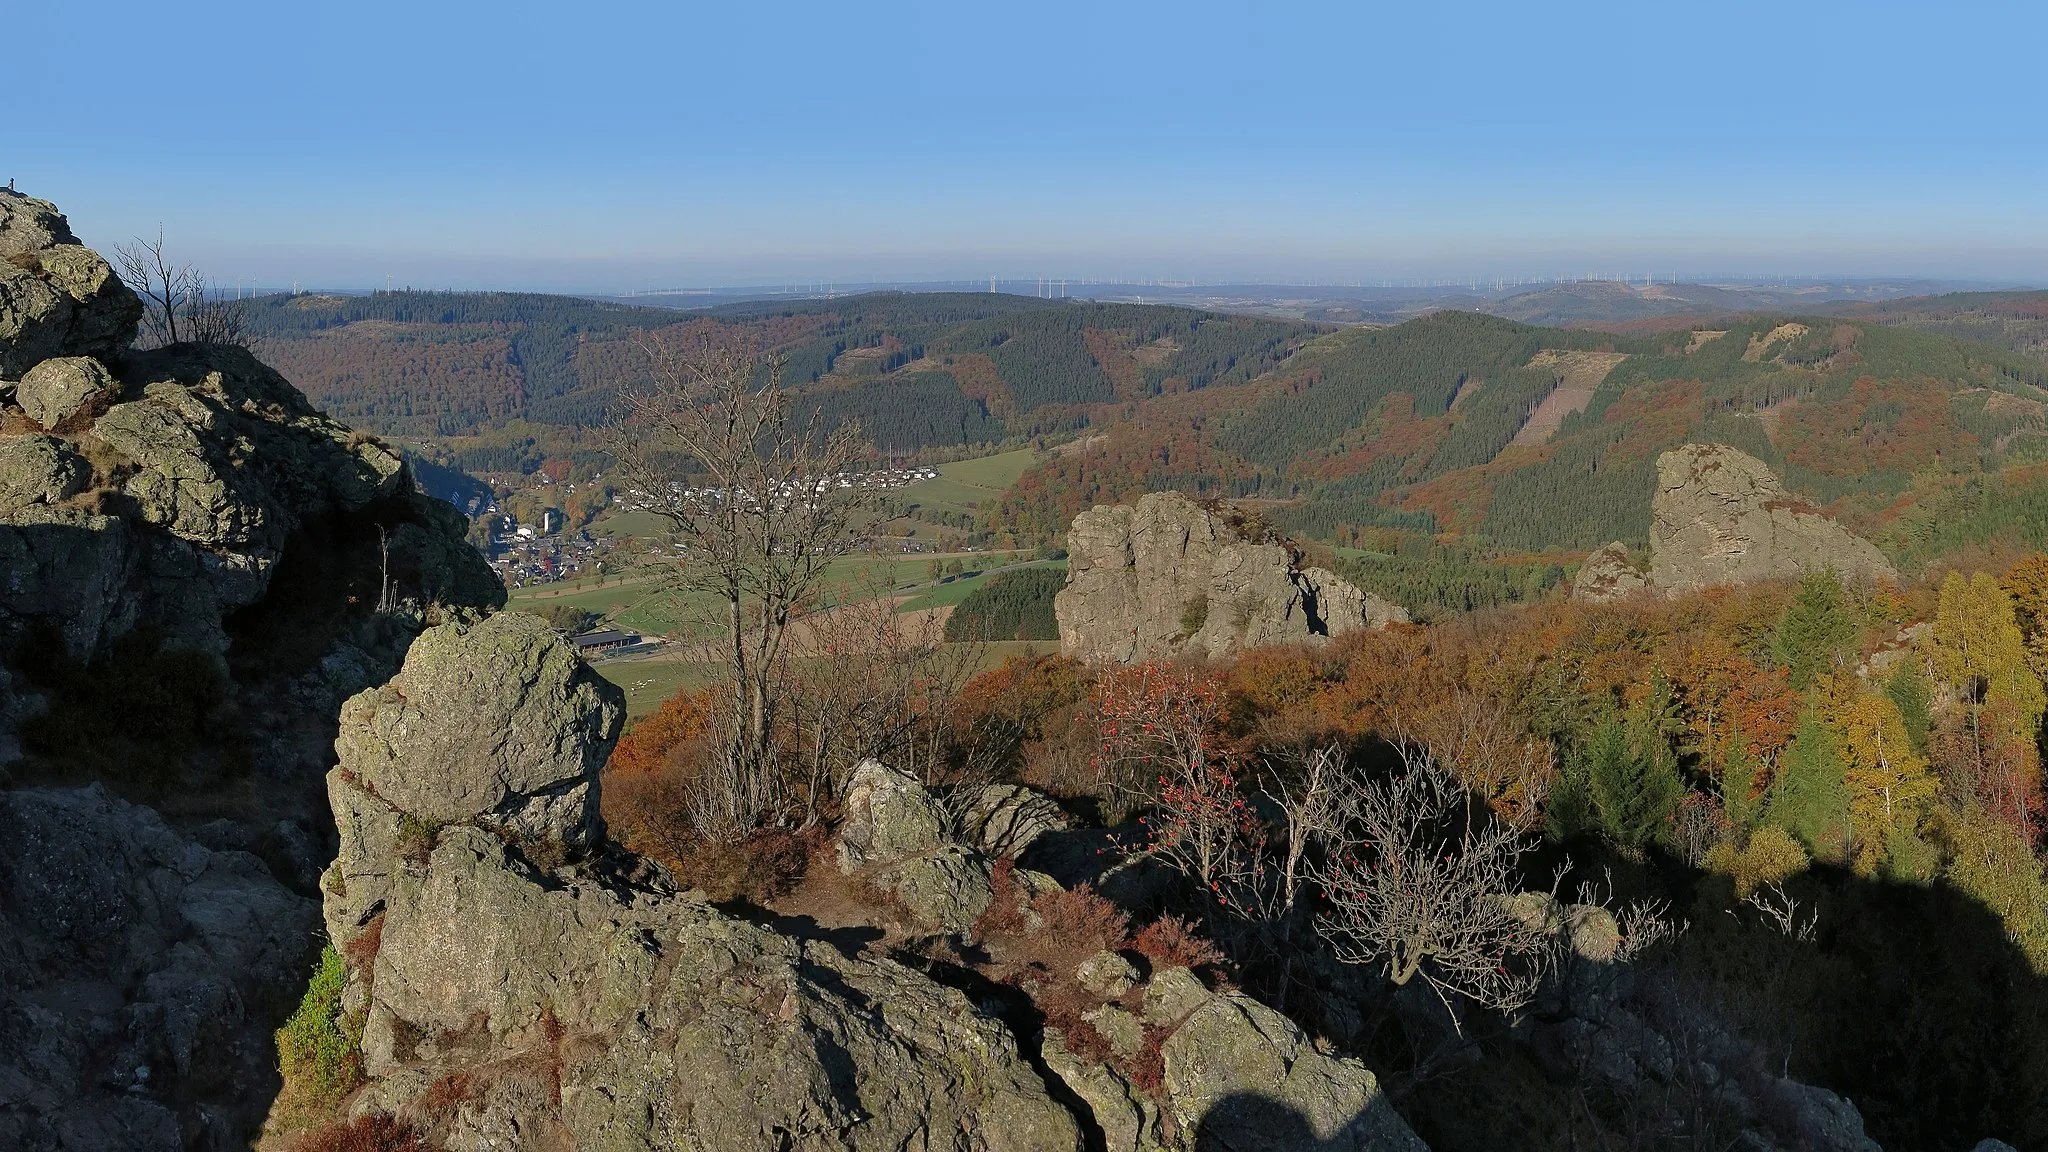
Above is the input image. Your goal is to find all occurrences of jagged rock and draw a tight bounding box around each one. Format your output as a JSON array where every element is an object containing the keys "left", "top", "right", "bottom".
[
  {"left": 836, "top": 758, "right": 948, "bottom": 870},
  {"left": 1300, "top": 565, "right": 1408, "bottom": 635},
  {"left": 0, "top": 342, "right": 501, "bottom": 660},
  {"left": 1041, "top": 1032, "right": 1162, "bottom": 1152},
  {"left": 1146, "top": 966, "right": 1425, "bottom": 1151},
  {"left": 1572, "top": 541, "right": 1649, "bottom": 603},
  {"left": 0, "top": 189, "right": 144, "bottom": 376},
  {"left": 334, "top": 613, "right": 621, "bottom": 850},
  {"left": 957, "top": 782, "right": 1071, "bottom": 857},
  {"left": 1082, "top": 1005, "right": 1146, "bottom": 1056},
  {"left": 1648, "top": 444, "right": 1896, "bottom": 594},
  {"left": 871, "top": 843, "right": 997, "bottom": 932},
  {"left": 0, "top": 433, "right": 87, "bottom": 507},
  {"left": 320, "top": 622, "right": 1083, "bottom": 1151},
  {"left": 17, "top": 354, "right": 117, "bottom": 430},
  {"left": 1056, "top": 491, "right": 1405, "bottom": 664},
  {"left": 0, "top": 784, "right": 318, "bottom": 1152},
  {"left": 1077, "top": 949, "right": 1139, "bottom": 998}
]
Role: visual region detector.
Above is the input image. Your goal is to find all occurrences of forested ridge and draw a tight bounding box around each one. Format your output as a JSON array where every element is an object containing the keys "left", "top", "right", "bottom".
[{"left": 242, "top": 289, "right": 1316, "bottom": 467}]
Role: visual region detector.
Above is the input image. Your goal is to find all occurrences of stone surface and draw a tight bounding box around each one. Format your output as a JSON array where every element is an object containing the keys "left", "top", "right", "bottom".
[
  {"left": 0, "top": 433, "right": 87, "bottom": 507},
  {"left": 957, "top": 782, "right": 1072, "bottom": 858},
  {"left": 836, "top": 758, "right": 949, "bottom": 870},
  {"left": 1147, "top": 967, "right": 1426, "bottom": 1152},
  {"left": 0, "top": 189, "right": 143, "bottom": 376},
  {"left": 322, "top": 621, "right": 1083, "bottom": 1152},
  {"left": 1055, "top": 491, "right": 1406, "bottom": 664},
  {"left": 0, "top": 342, "right": 502, "bottom": 660},
  {"left": 17, "top": 354, "right": 118, "bottom": 430},
  {"left": 0, "top": 785, "right": 318, "bottom": 1152},
  {"left": 1647, "top": 444, "right": 1896, "bottom": 594},
  {"left": 871, "top": 843, "right": 997, "bottom": 932},
  {"left": 334, "top": 613, "right": 622, "bottom": 849},
  {"left": 1571, "top": 541, "right": 1650, "bottom": 603},
  {"left": 1077, "top": 949, "right": 1139, "bottom": 999}
]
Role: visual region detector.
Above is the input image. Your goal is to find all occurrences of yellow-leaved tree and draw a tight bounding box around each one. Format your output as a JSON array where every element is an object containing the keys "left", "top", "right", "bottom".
[
  {"left": 1932, "top": 570, "right": 2046, "bottom": 827},
  {"left": 1830, "top": 687, "right": 1937, "bottom": 876}
]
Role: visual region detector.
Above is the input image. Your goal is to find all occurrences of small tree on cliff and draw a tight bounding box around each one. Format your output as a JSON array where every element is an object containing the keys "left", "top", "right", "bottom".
[{"left": 607, "top": 329, "right": 879, "bottom": 840}]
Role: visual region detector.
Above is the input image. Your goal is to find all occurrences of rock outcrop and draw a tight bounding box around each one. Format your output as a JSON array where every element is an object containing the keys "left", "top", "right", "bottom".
[
  {"left": 0, "top": 192, "right": 502, "bottom": 662},
  {"left": 0, "top": 785, "right": 317, "bottom": 1151},
  {"left": 1570, "top": 541, "right": 1649, "bottom": 603},
  {"left": 0, "top": 189, "right": 144, "bottom": 377},
  {"left": 1056, "top": 492, "right": 1406, "bottom": 663},
  {"left": 320, "top": 618, "right": 1086, "bottom": 1150},
  {"left": 1646, "top": 444, "right": 1895, "bottom": 594},
  {"left": 0, "top": 190, "right": 504, "bottom": 1152},
  {"left": 1572, "top": 444, "right": 1898, "bottom": 602}
]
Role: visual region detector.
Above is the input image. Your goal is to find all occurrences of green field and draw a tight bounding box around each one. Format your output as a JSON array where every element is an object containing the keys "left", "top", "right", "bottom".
[
  {"left": 896, "top": 448, "right": 1037, "bottom": 518},
  {"left": 897, "top": 559, "right": 1064, "bottom": 612}
]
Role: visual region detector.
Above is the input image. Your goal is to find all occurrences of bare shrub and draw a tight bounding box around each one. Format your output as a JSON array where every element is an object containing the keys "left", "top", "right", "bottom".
[
  {"left": 1312, "top": 748, "right": 1558, "bottom": 1018},
  {"left": 113, "top": 227, "right": 253, "bottom": 349}
]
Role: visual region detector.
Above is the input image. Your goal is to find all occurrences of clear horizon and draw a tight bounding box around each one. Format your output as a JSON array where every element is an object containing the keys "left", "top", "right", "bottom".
[{"left": 16, "top": 0, "right": 2048, "bottom": 292}]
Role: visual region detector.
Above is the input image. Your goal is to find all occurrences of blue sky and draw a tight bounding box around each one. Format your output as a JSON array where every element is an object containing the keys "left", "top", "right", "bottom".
[{"left": 14, "top": 0, "right": 2048, "bottom": 290}]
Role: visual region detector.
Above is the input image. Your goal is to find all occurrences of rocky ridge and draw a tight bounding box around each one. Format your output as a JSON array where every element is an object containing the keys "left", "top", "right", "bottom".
[
  {"left": 0, "top": 189, "right": 501, "bottom": 1151},
  {"left": 1056, "top": 491, "right": 1407, "bottom": 664},
  {"left": 318, "top": 617, "right": 1425, "bottom": 1151},
  {"left": 1573, "top": 443, "right": 1897, "bottom": 602}
]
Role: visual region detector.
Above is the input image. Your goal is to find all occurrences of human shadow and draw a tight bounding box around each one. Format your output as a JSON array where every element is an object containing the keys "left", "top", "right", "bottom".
[{"left": 1192, "top": 1093, "right": 1407, "bottom": 1152}]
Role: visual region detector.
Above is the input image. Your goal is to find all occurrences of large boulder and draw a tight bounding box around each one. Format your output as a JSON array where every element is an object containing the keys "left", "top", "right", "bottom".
[
  {"left": 956, "top": 782, "right": 1072, "bottom": 858},
  {"left": 1056, "top": 492, "right": 1406, "bottom": 664},
  {"left": 0, "top": 433, "right": 87, "bottom": 507},
  {"left": 319, "top": 621, "right": 1083, "bottom": 1151},
  {"left": 1051, "top": 966, "right": 1428, "bottom": 1152},
  {"left": 0, "top": 785, "right": 318, "bottom": 1152},
  {"left": 0, "top": 189, "right": 143, "bottom": 377},
  {"left": 836, "top": 758, "right": 949, "bottom": 870},
  {"left": 1648, "top": 444, "right": 1896, "bottom": 593},
  {"left": 1571, "top": 541, "right": 1649, "bottom": 603},
  {"left": 17, "top": 354, "right": 118, "bottom": 430}
]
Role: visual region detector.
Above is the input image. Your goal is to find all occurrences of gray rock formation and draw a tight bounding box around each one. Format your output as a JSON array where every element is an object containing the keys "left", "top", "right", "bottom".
[
  {"left": 0, "top": 192, "right": 502, "bottom": 662},
  {"left": 321, "top": 619, "right": 1084, "bottom": 1150},
  {"left": 956, "top": 782, "right": 1072, "bottom": 858},
  {"left": 1056, "top": 492, "right": 1406, "bottom": 664},
  {"left": 0, "top": 189, "right": 144, "bottom": 377},
  {"left": 1647, "top": 444, "right": 1896, "bottom": 594},
  {"left": 1032, "top": 965, "right": 1423, "bottom": 1152},
  {"left": 0, "top": 784, "right": 319, "bottom": 1152},
  {"left": 1570, "top": 541, "right": 1649, "bottom": 603},
  {"left": 17, "top": 354, "right": 117, "bottom": 430}
]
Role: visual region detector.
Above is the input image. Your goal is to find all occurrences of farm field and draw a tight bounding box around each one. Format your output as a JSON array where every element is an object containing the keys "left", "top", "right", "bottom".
[{"left": 895, "top": 448, "right": 1037, "bottom": 518}]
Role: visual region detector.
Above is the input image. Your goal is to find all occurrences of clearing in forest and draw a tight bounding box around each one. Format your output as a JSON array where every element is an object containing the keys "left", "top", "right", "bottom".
[{"left": 1510, "top": 350, "right": 1630, "bottom": 446}]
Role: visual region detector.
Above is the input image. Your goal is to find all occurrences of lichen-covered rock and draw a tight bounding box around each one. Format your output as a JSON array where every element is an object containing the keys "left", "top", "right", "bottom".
[
  {"left": 1648, "top": 444, "right": 1896, "bottom": 593},
  {"left": 1041, "top": 1031, "right": 1162, "bottom": 1152},
  {"left": 1144, "top": 967, "right": 1425, "bottom": 1151},
  {"left": 0, "top": 189, "right": 143, "bottom": 376},
  {"left": 0, "top": 785, "right": 318, "bottom": 1152},
  {"left": 320, "top": 622, "right": 1083, "bottom": 1152},
  {"left": 836, "top": 758, "right": 948, "bottom": 870},
  {"left": 335, "top": 613, "right": 622, "bottom": 847},
  {"left": 17, "top": 354, "right": 117, "bottom": 430},
  {"left": 957, "top": 782, "right": 1072, "bottom": 858},
  {"left": 0, "top": 433, "right": 87, "bottom": 507},
  {"left": 1571, "top": 541, "right": 1649, "bottom": 603},
  {"left": 1055, "top": 492, "right": 1404, "bottom": 664},
  {"left": 870, "top": 842, "right": 996, "bottom": 932},
  {"left": 0, "top": 341, "right": 501, "bottom": 660}
]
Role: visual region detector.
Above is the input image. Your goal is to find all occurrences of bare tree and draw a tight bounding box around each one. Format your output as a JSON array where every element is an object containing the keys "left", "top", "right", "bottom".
[
  {"left": 113, "top": 228, "right": 252, "bottom": 350},
  {"left": 606, "top": 329, "right": 880, "bottom": 840},
  {"left": 1312, "top": 747, "right": 1559, "bottom": 1019}
]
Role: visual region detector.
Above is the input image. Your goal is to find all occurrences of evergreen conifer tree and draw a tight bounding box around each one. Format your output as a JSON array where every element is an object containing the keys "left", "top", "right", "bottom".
[
  {"left": 1584, "top": 710, "right": 1684, "bottom": 850},
  {"left": 1766, "top": 708, "right": 1853, "bottom": 860},
  {"left": 1773, "top": 567, "right": 1855, "bottom": 690}
]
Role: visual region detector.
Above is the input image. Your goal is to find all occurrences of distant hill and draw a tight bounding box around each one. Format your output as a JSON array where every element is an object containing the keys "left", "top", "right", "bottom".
[
  {"left": 1821, "top": 289, "right": 2048, "bottom": 363},
  {"left": 996, "top": 306, "right": 2048, "bottom": 578},
  {"left": 241, "top": 290, "right": 1317, "bottom": 469}
]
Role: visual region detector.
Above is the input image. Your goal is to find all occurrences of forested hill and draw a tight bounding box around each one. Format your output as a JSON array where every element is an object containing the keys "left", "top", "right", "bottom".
[
  {"left": 996, "top": 306, "right": 2048, "bottom": 575},
  {"left": 1820, "top": 289, "right": 2048, "bottom": 363},
  {"left": 239, "top": 289, "right": 1317, "bottom": 465}
]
